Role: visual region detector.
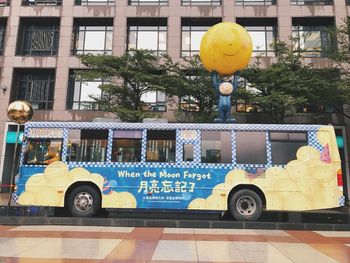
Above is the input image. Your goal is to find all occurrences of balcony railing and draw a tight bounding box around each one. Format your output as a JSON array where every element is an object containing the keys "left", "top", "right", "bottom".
[
  {"left": 182, "top": 0, "right": 221, "bottom": 5},
  {"left": 129, "top": 0, "right": 168, "bottom": 5},
  {"left": 22, "top": 0, "right": 62, "bottom": 5},
  {"left": 235, "top": 0, "right": 276, "bottom": 5},
  {"left": 291, "top": 0, "right": 333, "bottom": 5},
  {"left": 75, "top": 0, "right": 114, "bottom": 5},
  {"left": 0, "top": 0, "right": 9, "bottom": 6}
]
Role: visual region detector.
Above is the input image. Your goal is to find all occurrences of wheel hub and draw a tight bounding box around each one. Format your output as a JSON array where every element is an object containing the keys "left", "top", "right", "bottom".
[
  {"left": 236, "top": 195, "right": 256, "bottom": 216},
  {"left": 74, "top": 192, "right": 93, "bottom": 212}
]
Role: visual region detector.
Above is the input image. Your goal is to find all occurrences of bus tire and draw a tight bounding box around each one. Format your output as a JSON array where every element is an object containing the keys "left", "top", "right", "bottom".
[
  {"left": 229, "top": 189, "right": 262, "bottom": 221},
  {"left": 67, "top": 185, "right": 101, "bottom": 217}
]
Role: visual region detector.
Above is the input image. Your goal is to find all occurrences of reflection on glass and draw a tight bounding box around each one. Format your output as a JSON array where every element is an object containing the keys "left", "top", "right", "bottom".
[
  {"left": 146, "top": 130, "right": 175, "bottom": 162},
  {"left": 246, "top": 26, "right": 276, "bottom": 57},
  {"left": 181, "top": 26, "right": 209, "bottom": 57},
  {"left": 25, "top": 139, "right": 62, "bottom": 165},
  {"left": 201, "top": 131, "right": 231, "bottom": 163},
  {"left": 183, "top": 144, "right": 194, "bottom": 162},
  {"left": 112, "top": 130, "right": 142, "bottom": 162},
  {"left": 236, "top": 131, "right": 266, "bottom": 164}
]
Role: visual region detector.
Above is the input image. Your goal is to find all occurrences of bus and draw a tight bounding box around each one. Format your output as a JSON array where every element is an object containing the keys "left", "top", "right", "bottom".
[{"left": 14, "top": 121, "right": 345, "bottom": 221}]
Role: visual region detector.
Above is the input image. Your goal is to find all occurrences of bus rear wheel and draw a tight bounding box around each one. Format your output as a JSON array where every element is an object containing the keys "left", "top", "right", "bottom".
[
  {"left": 229, "top": 189, "right": 262, "bottom": 221},
  {"left": 67, "top": 185, "right": 101, "bottom": 217}
]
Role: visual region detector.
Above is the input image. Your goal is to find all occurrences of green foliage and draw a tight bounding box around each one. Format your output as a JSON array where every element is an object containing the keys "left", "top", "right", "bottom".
[{"left": 78, "top": 49, "right": 165, "bottom": 122}]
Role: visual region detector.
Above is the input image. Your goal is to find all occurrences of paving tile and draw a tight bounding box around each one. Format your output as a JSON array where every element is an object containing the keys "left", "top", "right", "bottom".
[{"left": 152, "top": 240, "right": 198, "bottom": 261}]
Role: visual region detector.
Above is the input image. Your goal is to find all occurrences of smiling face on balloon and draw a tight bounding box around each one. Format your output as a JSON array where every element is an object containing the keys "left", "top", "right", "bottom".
[{"left": 200, "top": 22, "right": 253, "bottom": 76}]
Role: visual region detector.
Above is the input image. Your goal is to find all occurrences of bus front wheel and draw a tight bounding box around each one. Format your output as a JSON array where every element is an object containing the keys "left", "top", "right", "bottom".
[
  {"left": 229, "top": 189, "right": 262, "bottom": 221},
  {"left": 67, "top": 185, "right": 101, "bottom": 217}
]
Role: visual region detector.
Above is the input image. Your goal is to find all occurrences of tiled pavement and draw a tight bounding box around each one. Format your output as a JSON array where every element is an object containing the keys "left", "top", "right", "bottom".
[{"left": 0, "top": 225, "right": 349, "bottom": 262}]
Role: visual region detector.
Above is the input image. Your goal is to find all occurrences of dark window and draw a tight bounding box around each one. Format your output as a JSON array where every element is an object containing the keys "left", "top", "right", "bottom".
[
  {"left": 291, "top": 0, "right": 333, "bottom": 5},
  {"left": 270, "top": 132, "right": 308, "bottom": 165},
  {"left": 72, "top": 19, "right": 113, "bottom": 55},
  {"left": 181, "top": 18, "right": 221, "bottom": 57},
  {"left": 182, "top": 0, "right": 221, "bottom": 5},
  {"left": 0, "top": 20, "right": 5, "bottom": 55},
  {"left": 183, "top": 144, "right": 194, "bottom": 162},
  {"left": 22, "top": 0, "right": 62, "bottom": 6},
  {"left": 67, "top": 129, "right": 108, "bottom": 162},
  {"left": 25, "top": 139, "right": 62, "bottom": 165},
  {"left": 146, "top": 130, "right": 175, "bottom": 162},
  {"left": 16, "top": 18, "right": 60, "bottom": 56},
  {"left": 127, "top": 18, "right": 167, "bottom": 56},
  {"left": 201, "top": 131, "right": 231, "bottom": 163},
  {"left": 0, "top": 0, "right": 9, "bottom": 6},
  {"left": 67, "top": 71, "right": 105, "bottom": 110},
  {"left": 236, "top": 131, "right": 266, "bottom": 164},
  {"left": 129, "top": 0, "right": 167, "bottom": 5},
  {"left": 112, "top": 130, "right": 142, "bottom": 162},
  {"left": 236, "top": 18, "right": 277, "bottom": 57},
  {"left": 75, "top": 0, "right": 114, "bottom": 5},
  {"left": 11, "top": 69, "right": 55, "bottom": 110},
  {"left": 235, "top": 0, "right": 276, "bottom": 5},
  {"left": 292, "top": 17, "right": 335, "bottom": 57}
]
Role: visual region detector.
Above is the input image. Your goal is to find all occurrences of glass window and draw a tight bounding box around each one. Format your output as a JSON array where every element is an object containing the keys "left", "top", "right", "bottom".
[
  {"left": 67, "top": 129, "right": 108, "bottom": 162},
  {"left": 146, "top": 130, "right": 175, "bottom": 162},
  {"left": 75, "top": 0, "right": 114, "bottom": 5},
  {"left": 181, "top": 26, "right": 209, "bottom": 57},
  {"left": 235, "top": 0, "right": 276, "bottom": 5},
  {"left": 270, "top": 132, "right": 308, "bottom": 165},
  {"left": 236, "top": 131, "right": 266, "bottom": 164},
  {"left": 0, "top": 0, "right": 9, "bottom": 6},
  {"left": 0, "top": 21, "right": 5, "bottom": 55},
  {"left": 182, "top": 0, "right": 221, "bottom": 5},
  {"left": 141, "top": 91, "right": 166, "bottom": 112},
  {"left": 183, "top": 144, "right": 194, "bottom": 162},
  {"left": 72, "top": 24, "right": 113, "bottom": 55},
  {"left": 201, "top": 131, "right": 231, "bottom": 163},
  {"left": 16, "top": 20, "right": 60, "bottom": 56},
  {"left": 11, "top": 69, "right": 55, "bottom": 110},
  {"left": 22, "top": 0, "right": 62, "bottom": 6},
  {"left": 127, "top": 22, "right": 167, "bottom": 56},
  {"left": 25, "top": 139, "right": 62, "bottom": 165},
  {"left": 292, "top": 25, "right": 334, "bottom": 57},
  {"left": 245, "top": 26, "right": 277, "bottom": 57},
  {"left": 236, "top": 77, "right": 262, "bottom": 113},
  {"left": 129, "top": 0, "right": 168, "bottom": 5},
  {"left": 112, "top": 130, "right": 142, "bottom": 162},
  {"left": 291, "top": 0, "right": 333, "bottom": 5},
  {"left": 67, "top": 72, "right": 106, "bottom": 110}
]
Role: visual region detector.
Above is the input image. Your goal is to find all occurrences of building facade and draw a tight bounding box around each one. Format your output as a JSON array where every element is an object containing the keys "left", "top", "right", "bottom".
[{"left": 0, "top": 0, "right": 350, "bottom": 200}]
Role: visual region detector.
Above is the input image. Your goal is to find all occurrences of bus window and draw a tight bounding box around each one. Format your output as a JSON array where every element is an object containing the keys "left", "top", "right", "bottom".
[
  {"left": 201, "top": 131, "right": 231, "bottom": 163},
  {"left": 183, "top": 144, "right": 194, "bottom": 162},
  {"left": 270, "top": 132, "right": 307, "bottom": 165},
  {"left": 112, "top": 130, "right": 142, "bottom": 162},
  {"left": 25, "top": 139, "right": 62, "bottom": 165},
  {"left": 67, "top": 129, "right": 108, "bottom": 162},
  {"left": 146, "top": 130, "right": 175, "bottom": 162},
  {"left": 236, "top": 131, "right": 266, "bottom": 164}
]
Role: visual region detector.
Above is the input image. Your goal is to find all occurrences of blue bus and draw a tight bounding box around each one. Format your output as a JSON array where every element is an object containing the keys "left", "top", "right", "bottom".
[{"left": 14, "top": 121, "right": 345, "bottom": 220}]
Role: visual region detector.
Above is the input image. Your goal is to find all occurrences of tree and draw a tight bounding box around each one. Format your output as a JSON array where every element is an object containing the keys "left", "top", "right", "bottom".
[
  {"left": 160, "top": 55, "right": 218, "bottom": 122},
  {"left": 78, "top": 49, "right": 166, "bottom": 122},
  {"left": 240, "top": 40, "right": 345, "bottom": 123}
]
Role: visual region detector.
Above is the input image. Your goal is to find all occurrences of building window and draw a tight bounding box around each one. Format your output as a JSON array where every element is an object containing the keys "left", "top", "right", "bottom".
[
  {"left": 0, "top": 21, "right": 5, "bottom": 55},
  {"left": 75, "top": 0, "right": 114, "bottom": 5},
  {"left": 127, "top": 18, "right": 167, "bottom": 56},
  {"left": 292, "top": 17, "right": 335, "bottom": 57},
  {"left": 201, "top": 131, "right": 232, "bottom": 164},
  {"left": 291, "top": 0, "right": 333, "bottom": 5},
  {"left": 146, "top": 130, "right": 176, "bottom": 162},
  {"left": 67, "top": 129, "right": 108, "bottom": 162},
  {"left": 67, "top": 71, "right": 105, "bottom": 110},
  {"left": 0, "top": 0, "right": 9, "bottom": 6},
  {"left": 16, "top": 18, "right": 60, "bottom": 56},
  {"left": 236, "top": 131, "right": 266, "bottom": 164},
  {"left": 72, "top": 19, "right": 113, "bottom": 55},
  {"left": 180, "top": 95, "right": 200, "bottom": 112},
  {"left": 236, "top": 78, "right": 262, "bottom": 113},
  {"left": 237, "top": 18, "right": 277, "bottom": 57},
  {"left": 112, "top": 130, "right": 142, "bottom": 162},
  {"left": 181, "top": 18, "right": 221, "bottom": 57},
  {"left": 141, "top": 91, "right": 166, "bottom": 112},
  {"left": 22, "top": 0, "right": 62, "bottom": 6},
  {"left": 129, "top": 0, "right": 167, "bottom": 5},
  {"left": 11, "top": 69, "right": 55, "bottom": 110},
  {"left": 182, "top": 0, "right": 221, "bottom": 5},
  {"left": 270, "top": 132, "right": 307, "bottom": 165},
  {"left": 235, "top": 0, "right": 276, "bottom": 5}
]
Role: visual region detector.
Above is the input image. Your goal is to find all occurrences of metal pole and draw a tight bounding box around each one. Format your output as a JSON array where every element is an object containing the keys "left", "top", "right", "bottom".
[{"left": 7, "top": 124, "right": 20, "bottom": 207}]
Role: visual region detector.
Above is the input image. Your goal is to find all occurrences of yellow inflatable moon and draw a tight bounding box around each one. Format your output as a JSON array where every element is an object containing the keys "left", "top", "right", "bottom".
[{"left": 200, "top": 22, "right": 253, "bottom": 76}]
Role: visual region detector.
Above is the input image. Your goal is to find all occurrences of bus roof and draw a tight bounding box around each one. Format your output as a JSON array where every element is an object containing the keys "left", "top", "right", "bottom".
[{"left": 24, "top": 121, "right": 325, "bottom": 132}]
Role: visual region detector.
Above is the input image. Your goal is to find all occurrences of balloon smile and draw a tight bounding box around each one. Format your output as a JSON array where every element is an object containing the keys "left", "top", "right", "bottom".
[{"left": 223, "top": 51, "right": 239, "bottom": 57}]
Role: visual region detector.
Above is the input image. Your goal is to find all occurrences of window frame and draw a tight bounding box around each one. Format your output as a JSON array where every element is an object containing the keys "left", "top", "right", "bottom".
[
  {"left": 129, "top": 0, "right": 168, "bottom": 5},
  {"left": 181, "top": 0, "right": 221, "bottom": 5}
]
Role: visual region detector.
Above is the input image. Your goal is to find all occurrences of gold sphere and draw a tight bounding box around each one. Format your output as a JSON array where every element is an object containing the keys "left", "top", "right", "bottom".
[{"left": 7, "top": 100, "right": 33, "bottom": 124}]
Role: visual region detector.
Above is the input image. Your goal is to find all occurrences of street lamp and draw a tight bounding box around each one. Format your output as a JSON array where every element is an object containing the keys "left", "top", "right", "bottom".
[{"left": 6, "top": 100, "right": 33, "bottom": 207}]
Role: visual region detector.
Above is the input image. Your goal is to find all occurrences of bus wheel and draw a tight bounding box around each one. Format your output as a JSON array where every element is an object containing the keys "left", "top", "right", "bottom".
[
  {"left": 229, "top": 189, "right": 262, "bottom": 221},
  {"left": 68, "top": 185, "right": 101, "bottom": 217}
]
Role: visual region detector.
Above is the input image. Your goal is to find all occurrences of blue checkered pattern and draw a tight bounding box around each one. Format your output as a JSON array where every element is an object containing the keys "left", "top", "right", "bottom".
[{"left": 21, "top": 122, "right": 324, "bottom": 170}]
